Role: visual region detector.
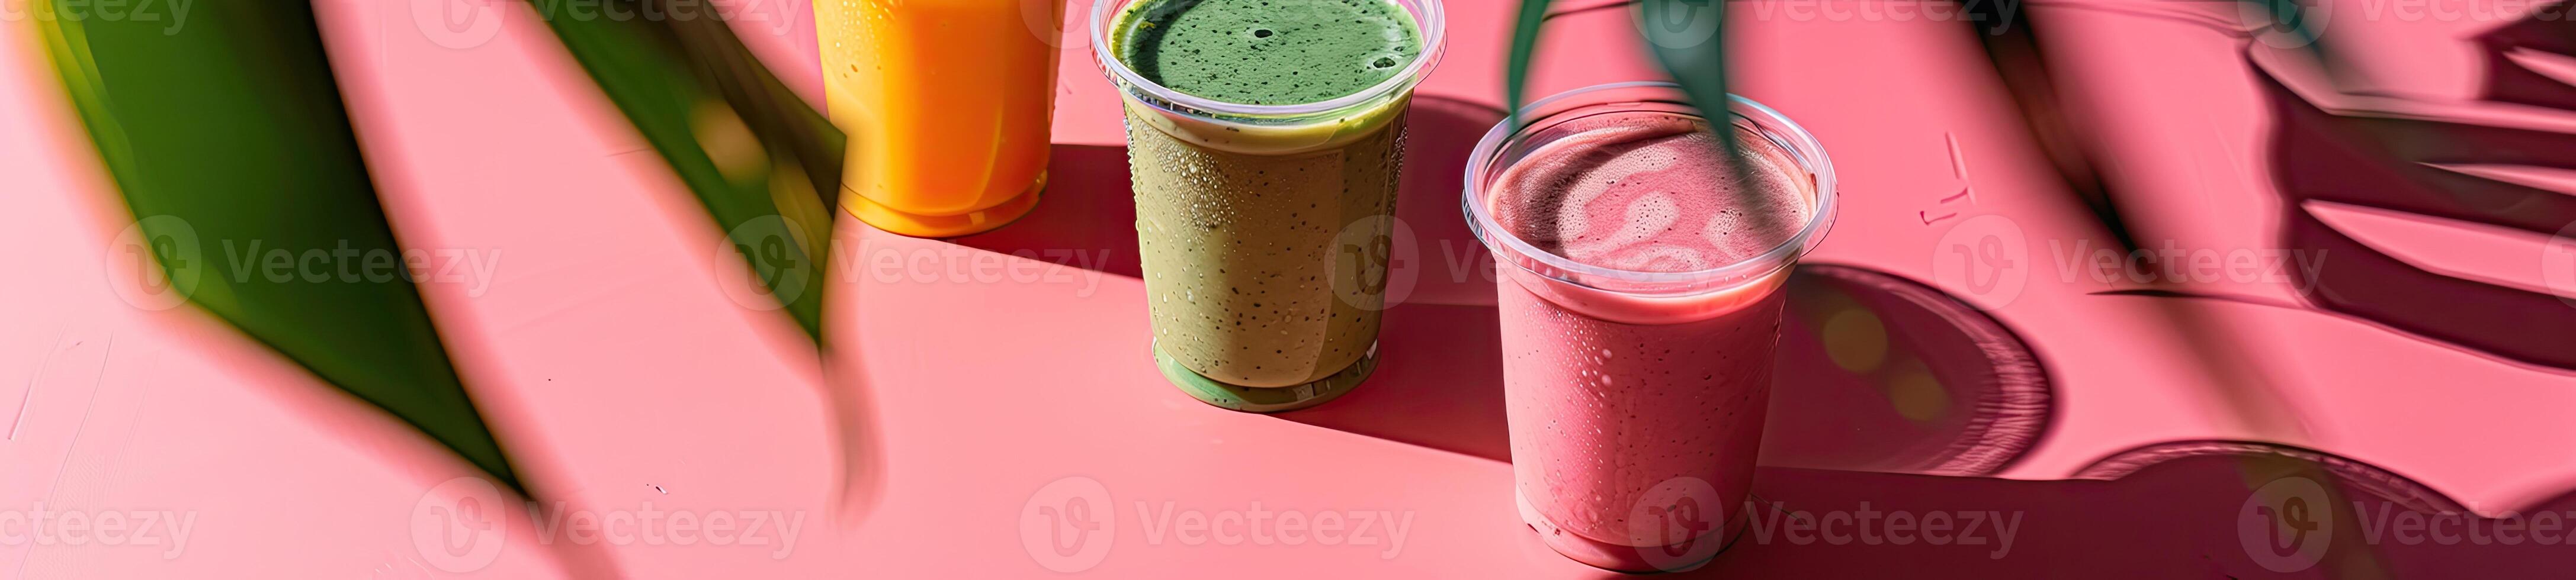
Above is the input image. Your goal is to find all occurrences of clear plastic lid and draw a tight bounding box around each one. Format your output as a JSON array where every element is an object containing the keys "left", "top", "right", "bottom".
[
  {"left": 1465, "top": 82, "right": 1839, "bottom": 298},
  {"left": 1088, "top": 0, "right": 1448, "bottom": 126}
]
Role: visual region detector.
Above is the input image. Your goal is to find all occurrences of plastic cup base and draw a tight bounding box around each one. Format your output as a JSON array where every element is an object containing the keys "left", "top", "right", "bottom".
[
  {"left": 1515, "top": 489, "right": 1753, "bottom": 573},
  {"left": 843, "top": 172, "right": 1044, "bottom": 239},
  {"left": 1153, "top": 341, "right": 1377, "bottom": 413}
]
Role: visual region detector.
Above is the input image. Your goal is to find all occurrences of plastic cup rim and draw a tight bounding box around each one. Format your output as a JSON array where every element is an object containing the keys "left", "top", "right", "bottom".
[
  {"left": 1087, "top": 0, "right": 1449, "bottom": 120},
  {"left": 1462, "top": 81, "right": 1840, "bottom": 292}
]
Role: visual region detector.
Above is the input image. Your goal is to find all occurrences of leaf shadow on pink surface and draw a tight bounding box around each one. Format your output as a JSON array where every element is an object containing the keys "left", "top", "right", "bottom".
[
  {"left": 2475, "top": 8, "right": 2576, "bottom": 112},
  {"left": 2253, "top": 22, "right": 2576, "bottom": 370}
]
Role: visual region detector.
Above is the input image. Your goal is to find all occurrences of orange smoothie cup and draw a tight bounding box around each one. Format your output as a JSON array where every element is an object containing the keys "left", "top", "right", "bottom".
[{"left": 816, "top": 0, "right": 1061, "bottom": 237}]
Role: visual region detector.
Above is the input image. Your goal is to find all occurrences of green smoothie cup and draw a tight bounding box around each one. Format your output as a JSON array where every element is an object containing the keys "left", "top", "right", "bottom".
[{"left": 1090, "top": 0, "right": 1446, "bottom": 412}]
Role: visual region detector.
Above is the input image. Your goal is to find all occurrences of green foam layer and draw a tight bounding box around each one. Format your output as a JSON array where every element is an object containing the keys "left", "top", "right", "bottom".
[{"left": 1117, "top": 0, "right": 1422, "bottom": 105}]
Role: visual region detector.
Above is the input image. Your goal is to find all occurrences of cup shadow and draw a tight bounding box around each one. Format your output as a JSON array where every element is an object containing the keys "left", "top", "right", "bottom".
[
  {"left": 967, "top": 95, "right": 2058, "bottom": 473},
  {"left": 1282, "top": 302, "right": 1513, "bottom": 460},
  {"left": 953, "top": 94, "right": 1515, "bottom": 291},
  {"left": 1265, "top": 96, "right": 1512, "bottom": 459},
  {"left": 1760, "top": 265, "right": 2054, "bottom": 476},
  {"left": 951, "top": 144, "right": 1144, "bottom": 278},
  {"left": 1285, "top": 264, "right": 2058, "bottom": 476},
  {"left": 1291, "top": 97, "right": 2057, "bottom": 473},
  {"left": 1388, "top": 95, "right": 1513, "bottom": 307}
]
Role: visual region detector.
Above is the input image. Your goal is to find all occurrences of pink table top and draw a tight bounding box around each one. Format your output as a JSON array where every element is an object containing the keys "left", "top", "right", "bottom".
[{"left": 4, "top": 0, "right": 2572, "bottom": 576}]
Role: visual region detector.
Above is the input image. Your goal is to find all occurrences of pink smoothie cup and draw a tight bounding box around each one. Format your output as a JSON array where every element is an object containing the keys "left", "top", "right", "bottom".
[{"left": 1464, "top": 82, "right": 1837, "bottom": 572}]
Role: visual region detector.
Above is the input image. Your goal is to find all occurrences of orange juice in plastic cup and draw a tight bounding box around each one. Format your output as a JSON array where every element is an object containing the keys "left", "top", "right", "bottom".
[{"left": 816, "top": 0, "right": 1061, "bottom": 237}]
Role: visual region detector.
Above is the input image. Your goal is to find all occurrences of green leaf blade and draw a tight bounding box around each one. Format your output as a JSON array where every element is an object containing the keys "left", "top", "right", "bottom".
[
  {"left": 529, "top": 0, "right": 845, "bottom": 340},
  {"left": 36, "top": 1, "right": 519, "bottom": 489},
  {"left": 1505, "top": 0, "right": 1555, "bottom": 122}
]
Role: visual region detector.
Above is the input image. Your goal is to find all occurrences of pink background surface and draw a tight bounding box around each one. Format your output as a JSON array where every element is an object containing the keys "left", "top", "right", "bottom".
[{"left": 4, "top": 0, "right": 2574, "bottom": 576}]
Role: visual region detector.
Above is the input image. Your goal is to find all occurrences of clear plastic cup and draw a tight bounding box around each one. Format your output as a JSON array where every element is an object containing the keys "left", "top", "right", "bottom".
[
  {"left": 1090, "top": 0, "right": 1446, "bottom": 412},
  {"left": 818, "top": 0, "right": 1060, "bottom": 237},
  {"left": 1465, "top": 82, "right": 1836, "bottom": 571}
]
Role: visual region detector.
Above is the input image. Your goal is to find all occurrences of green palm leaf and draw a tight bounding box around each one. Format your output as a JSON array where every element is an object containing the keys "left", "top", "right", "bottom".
[
  {"left": 1635, "top": 0, "right": 1729, "bottom": 133},
  {"left": 1504, "top": 0, "right": 1554, "bottom": 119},
  {"left": 34, "top": 1, "right": 518, "bottom": 488},
  {"left": 1634, "top": 0, "right": 1776, "bottom": 231},
  {"left": 530, "top": 0, "right": 845, "bottom": 339},
  {"left": 529, "top": 1, "right": 878, "bottom": 520},
  {"left": 34, "top": 0, "right": 855, "bottom": 494}
]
